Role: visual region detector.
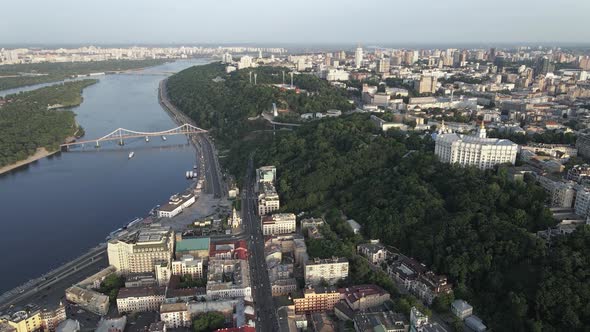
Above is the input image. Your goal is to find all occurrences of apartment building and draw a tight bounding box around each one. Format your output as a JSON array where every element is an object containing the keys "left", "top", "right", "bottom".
[
  {"left": 171, "top": 255, "right": 204, "bottom": 279},
  {"left": 116, "top": 287, "right": 166, "bottom": 314},
  {"left": 304, "top": 257, "right": 349, "bottom": 286},
  {"left": 160, "top": 303, "right": 191, "bottom": 328},
  {"left": 293, "top": 287, "right": 341, "bottom": 314},
  {"left": 261, "top": 213, "right": 296, "bottom": 235}
]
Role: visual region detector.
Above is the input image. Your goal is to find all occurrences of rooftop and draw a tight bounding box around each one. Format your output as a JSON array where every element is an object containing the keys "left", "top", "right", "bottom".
[{"left": 176, "top": 237, "right": 210, "bottom": 252}]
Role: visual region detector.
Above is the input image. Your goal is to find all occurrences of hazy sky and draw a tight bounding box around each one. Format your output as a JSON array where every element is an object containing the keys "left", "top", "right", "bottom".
[{"left": 1, "top": 0, "right": 589, "bottom": 45}]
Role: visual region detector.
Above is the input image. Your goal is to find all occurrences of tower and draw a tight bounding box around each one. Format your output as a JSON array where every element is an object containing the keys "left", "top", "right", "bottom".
[
  {"left": 355, "top": 45, "right": 363, "bottom": 69},
  {"left": 477, "top": 122, "right": 487, "bottom": 139}
]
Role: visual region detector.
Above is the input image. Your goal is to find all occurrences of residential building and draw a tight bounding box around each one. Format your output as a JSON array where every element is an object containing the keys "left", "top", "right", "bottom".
[
  {"left": 65, "top": 286, "right": 109, "bottom": 316},
  {"left": 355, "top": 46, "right": 363, "bottom": 69},
  {"left": 206, "top": 259, "right": 251, "bottom": 299},
  {"left": 465, "top": 316, "right": 487, "bottom": 332},
  {"left": 354, "top": 311, "right": 408, "bottom": 332},
  {"left": 357, "top": 240, "right": 388, "bottom": 264},
  {"left": 293, "top": 287, "right": 341, "bottom": 314},
  {"left": 435, "top": 123, "right": 518, "bottom": 170},
  {"left": 107, "top": 225, "right": 174, "bottom": 275},
  {"left": 451, "top": 300, "right": 473, "bottom": 320},
  {"left": 574, "top": 184, "right": 590, "bottom": 217},
  {"left": 40, "top": 303, "right": 66, "bottom": 332},
  {"left": 300, "top": 217, "right": 325, "bottom": 230},
  {"left": 377, "top": 58, "right": 390, "bottom": 73},
  {"left": 0, "top": 309, "right": 42, "bottom": 332},
  {"left": 171, "top": 255, "right": 204, "bottom": 279},
  {"left": 256, "top": 166, "right": 276, "bottom": 184},
  {"left": 415, "top": 75, "right": 437, "bottom": 94},
  {"left": 339, "top": 284, "right": 390, "bottom": 311},
  {"left": 160, "top": 303, "right": 191, "bottom": 329},
  {"left": 96, "top": 317, "right": 127, "bottom": 332},
  {"left": 261, "top": 213, "right": 296, "bottom": 235},
  {"left": 257, "top": 182, "right": 280, "bottom": 216},
  {"left": 116, "top": 287, "right": 166, "bottom": 313},
  {"left": 576, "top": 132, "right": 590, "bottom": 159},
  {"left": 304, "top": 257, "right": 349, "bottom": 286}
]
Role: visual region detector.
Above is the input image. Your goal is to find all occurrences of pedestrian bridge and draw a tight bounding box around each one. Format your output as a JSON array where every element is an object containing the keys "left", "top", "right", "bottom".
[{"left": 60, "top": 123, "right": 207, "bottom": 149}]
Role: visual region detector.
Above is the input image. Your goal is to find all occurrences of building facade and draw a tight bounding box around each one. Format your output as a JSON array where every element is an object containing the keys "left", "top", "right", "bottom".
[
  {"left": 304, "top": 257, "right": 349, "bottom": 286},
  {"left": 116, "top": 287, "right": 166, "bottom": 313},
  {"left": 435, "top": 124, "right": 518, "bottom": 170},
  {"left": 262, "top": 213, "right": 296, "bottom": 235}
]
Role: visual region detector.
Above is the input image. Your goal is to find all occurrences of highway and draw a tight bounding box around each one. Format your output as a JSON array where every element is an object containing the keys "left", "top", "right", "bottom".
[{"left": 242, "top": 157, "right": 280, "bottom": 332}]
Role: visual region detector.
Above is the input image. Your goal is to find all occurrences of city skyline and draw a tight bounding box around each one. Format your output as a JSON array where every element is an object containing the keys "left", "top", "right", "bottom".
[{"left": 2, "top": 0, "right": 589, "bottom": 45}]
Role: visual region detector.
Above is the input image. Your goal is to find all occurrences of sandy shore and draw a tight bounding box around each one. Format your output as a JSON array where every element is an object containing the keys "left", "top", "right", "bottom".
[{"left": 0, "top": 148, "right": 58, "bottom": 175}]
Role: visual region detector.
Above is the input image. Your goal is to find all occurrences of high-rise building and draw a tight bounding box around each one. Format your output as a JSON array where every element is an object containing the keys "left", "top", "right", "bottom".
[
  {"left": 414, "top": 75, "right": 437, "bottom": 95},
  {"left": 434, "top": 123, "right": 518, "bottom": 170},
  {"left": 107, "top": 225, "right": 174, "bottom": 275},
  {"left": 377, "top": 58, "right": 390, "bottom": 73},
  {"left": 355, "top": 46, "right": 363, "bottom": 69},
  {"left": 535, "top": 56, "right": 554, "bottom": 76}
]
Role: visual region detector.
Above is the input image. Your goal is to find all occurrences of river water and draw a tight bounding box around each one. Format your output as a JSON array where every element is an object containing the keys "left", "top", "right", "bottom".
[{"left": 0, "top": 59, "right": 209, "bottom": 293}]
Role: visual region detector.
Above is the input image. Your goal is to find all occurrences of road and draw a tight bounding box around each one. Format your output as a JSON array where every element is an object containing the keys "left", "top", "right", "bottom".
[{"left": 242, "top": 157, "right": 280, "bottom": 332}]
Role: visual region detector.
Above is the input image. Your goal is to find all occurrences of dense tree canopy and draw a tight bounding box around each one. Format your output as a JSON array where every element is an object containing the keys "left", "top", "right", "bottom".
[{"left": 0, "top": 80, "right": 96, "bottom": 167}]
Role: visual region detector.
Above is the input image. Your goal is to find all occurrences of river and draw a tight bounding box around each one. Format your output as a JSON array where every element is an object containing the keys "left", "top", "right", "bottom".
[{"left": 0, "top": 59, "right": 209, "bottom": 293}]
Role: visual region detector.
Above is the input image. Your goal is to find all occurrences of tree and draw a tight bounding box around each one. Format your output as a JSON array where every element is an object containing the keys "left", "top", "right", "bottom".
[{"left": 193, "top": 312, "right": 225, "bottom": 332}]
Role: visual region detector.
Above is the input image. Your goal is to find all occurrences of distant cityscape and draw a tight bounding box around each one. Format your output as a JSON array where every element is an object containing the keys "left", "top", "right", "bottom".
[{"left": 2, "top": 42, "right": 590, "bottom": 332}]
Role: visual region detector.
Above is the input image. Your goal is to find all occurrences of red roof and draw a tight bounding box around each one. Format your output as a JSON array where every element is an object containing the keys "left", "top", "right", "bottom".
[{"left": 215, "top": 326, "right": 255, "bottom": 332}]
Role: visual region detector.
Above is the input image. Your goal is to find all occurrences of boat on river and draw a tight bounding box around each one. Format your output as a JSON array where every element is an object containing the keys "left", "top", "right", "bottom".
[{"left": 128, "top": 151, "right": 135, "bottom": 159}]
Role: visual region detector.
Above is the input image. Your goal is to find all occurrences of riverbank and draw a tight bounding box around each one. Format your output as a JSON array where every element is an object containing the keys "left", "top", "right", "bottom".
[{"left": 0, "top": 148, "right": 58, "bottom": 175}]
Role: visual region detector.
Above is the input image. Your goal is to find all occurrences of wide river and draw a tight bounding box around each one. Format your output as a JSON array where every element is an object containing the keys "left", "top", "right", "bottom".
[{"left": 0, "top": 59, "right": 209, "bottom": 293}]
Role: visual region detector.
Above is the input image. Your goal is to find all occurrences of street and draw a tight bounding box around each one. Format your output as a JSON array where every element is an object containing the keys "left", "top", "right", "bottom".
[{"left": 242, "top": 157, "right": 280, "bottom": 332}]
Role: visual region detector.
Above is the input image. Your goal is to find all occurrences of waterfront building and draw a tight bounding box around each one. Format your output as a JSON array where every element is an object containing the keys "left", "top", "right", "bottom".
[
  {"left": 293, "top": 286, "right": 341, "bottom": 314},
  {"left": 434, "top": 123, "right": 518, "bottom": 170},
  {"left": 116, "top": 286, "right": 166, "bottom": 314},
  {"left": 107, "top": 225, "right": 174, "bottom": 275},
  {"left": 0, "top": 309, "right": 42, "bottom": 332},
  {"left": 157, "top": 192, "right": 195, "bottom": 218},
  {"left": 304, "top": 257, "right": 349, "bottom": 286},
  {"left": 40, "top": 303, "right": 66, "bottom": 332},
  {"left": 261, "top": 213, "right": 296, "bottom": 235},
  {"left": 160, "top": 303, "right": 191, "bottom": 329},
  {"left": 65, "top": 286, "right": 109, "bottom": 316},
  {"left": 171, "top": 255, "right": 204, "bottom": 279}
]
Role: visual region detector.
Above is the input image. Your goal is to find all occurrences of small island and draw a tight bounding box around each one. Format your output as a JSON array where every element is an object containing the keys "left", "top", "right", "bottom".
[{"left": 0, "top": 79, "right": 97, "bottom": 173}]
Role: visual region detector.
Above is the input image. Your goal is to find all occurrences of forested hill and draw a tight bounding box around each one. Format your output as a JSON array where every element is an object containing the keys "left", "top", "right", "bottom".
[
  {"left": 166, "top": 62, "right": 590, "bottom": 331},
  {"left": 166, "top": 62, "right": 354, "bottom": 143},
  {"left": 0, "top": 80, "right": 96, "bottom": 167}
]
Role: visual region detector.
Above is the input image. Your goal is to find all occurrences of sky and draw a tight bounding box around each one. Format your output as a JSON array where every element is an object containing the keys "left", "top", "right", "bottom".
[{"left": 1, "top": 0, "right": 589, "bottom": 46}]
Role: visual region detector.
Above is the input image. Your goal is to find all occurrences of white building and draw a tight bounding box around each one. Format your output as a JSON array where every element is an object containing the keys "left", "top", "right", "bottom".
[
  {"left": 171, "top": 255, "right": 204, "bottom": 279},
  {"left": 451, "top": 300, "right": 473, "bottom": 320},
  {"left": 157, "top": 192, "right": 195, "bottom": 218},
  {"left": 160, "top": 303, "right": 191, "bottom": 329},
  {"left": 116, "top": 287, "right": 166, "bottom": 314},
  {"left": 435, "top": 123, "right": 518, "bottom": 170},
  {"left": 107, "top": 225, "right": 174, "bottom": 275},
  {"left": 221, "top": 52, "right": 232, "bottom": 64},
  {"left": 575, "top": 184, "right": 590, "bottom": 217},
  {"left": 262, "top": 213, "right": 296, "bottom": 235},
  {"left": 355, "top": 46, "right": 363, "bottom": 69},
  {"left": 304, "top": 257, "right": 349, "bottom": 286}
]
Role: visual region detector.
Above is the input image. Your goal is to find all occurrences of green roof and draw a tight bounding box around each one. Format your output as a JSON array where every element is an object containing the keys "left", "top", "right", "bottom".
[{"left": 176, "top": 238, "right": 210, "bottom": 252}]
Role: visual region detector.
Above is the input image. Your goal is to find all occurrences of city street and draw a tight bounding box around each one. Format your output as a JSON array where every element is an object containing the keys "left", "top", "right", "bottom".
[{"left": 242, "top": 157, "right": 280, "bottom": 332}]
